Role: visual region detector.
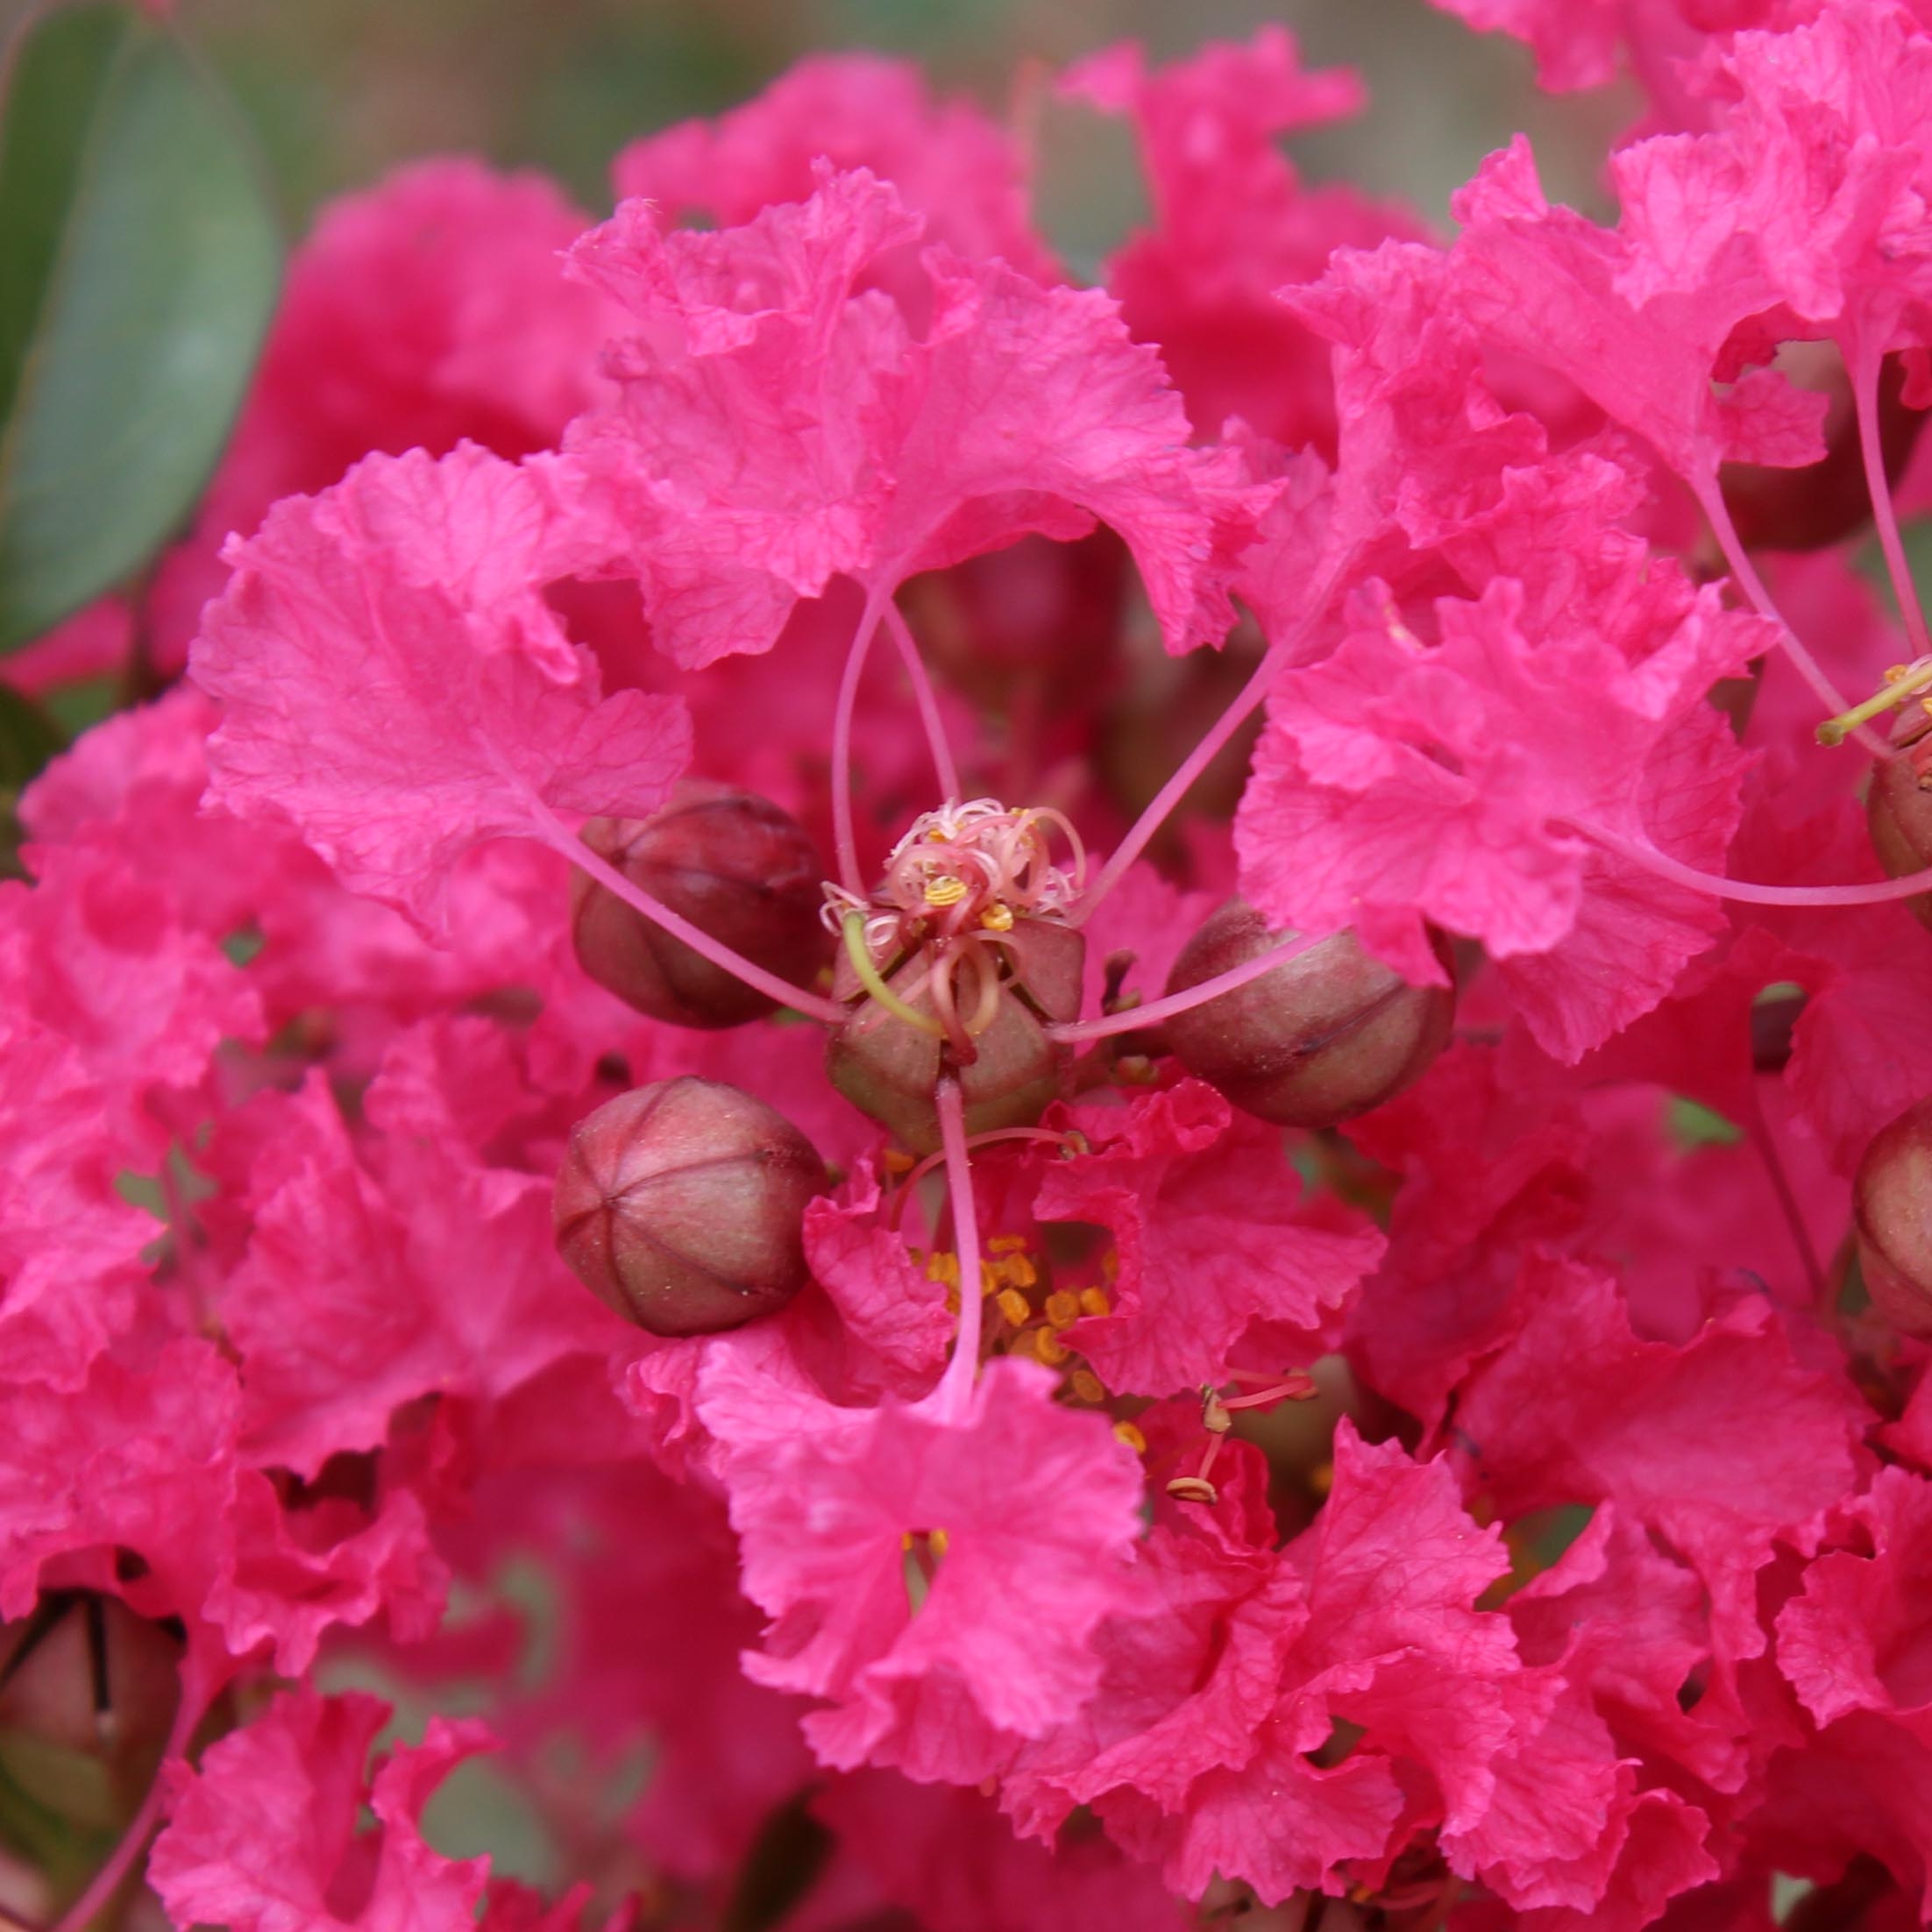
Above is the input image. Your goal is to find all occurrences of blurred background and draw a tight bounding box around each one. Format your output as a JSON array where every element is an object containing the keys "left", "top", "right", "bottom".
[{"left": 86, "top": 0, "right": 1635, "bottom": 257}]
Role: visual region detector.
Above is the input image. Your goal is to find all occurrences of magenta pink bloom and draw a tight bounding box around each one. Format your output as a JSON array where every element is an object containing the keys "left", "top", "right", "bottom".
[
  {"left": 1034, "top": 1079, "right": 1384, "bottom": 1395},
  {"left": 697, "top": 1338, "right": 1146, "bottom": 1781},
  {"left": 193, "top": 445, "right": 690, "bottom": 936},
  {"left": 149, "top": 1690, "right": 494, "bottom": 1930},
  {"left": 1236, "top": 574, "right": 1764, "bottom": 1058}
]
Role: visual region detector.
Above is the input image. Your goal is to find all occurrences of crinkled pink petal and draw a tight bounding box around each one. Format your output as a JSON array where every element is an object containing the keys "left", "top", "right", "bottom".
[
  {"left": 697, "top": 1334, "right": 1145, "bottom": 1780},
  {"left": 4, "top": 842, "right": 262, "bottom": 1107},
  {"left": 217, "top": 1074, "right": 629, "bottom": 1477},
  {"left": 193, "top": 444, "right": 690, "bottom": 938},
  {"left": 1060, "top": 32, "right": 1417, "bottom": 453},
  {"left": 0, "top": 1340, "right": 239, "bottom": 1634},
  {"left": 1778, "top": 1465, "right": 1932, "bottom": 1733},
  {"left": 149, "top": 1688, "right": 494, "bottom": 1931},
  {"left": 565, "top": 167, "right": 1264, "bottom": 664},
  {"left": 0, "top": 1014, "right": 153, "bottom": 1389},
  {"left": 214, "top": 1478, "right": 449, "bottom": 1680},
  {"left": 817, "top": 1767, "right": 1190, "bottom": 1932},
  {"left": 613, "top": 54, "right": 1055, "bottom": 281},
  {"left": 1104, "top": 1424, "right": 1520, "bottom": 1903},
  {"left": 1034, "top": 1079, "right": 1382, "bottom": 1396},
  {"left": 1342, "top": 1041, "right": 1595, "bottom": 1425},
  {"left": 1452, "top": 1254, "right": 1866, "bottom": 1668},
  {"left": 1449, "top": 138, "right": 1826, "bottom": 485},
  {"left": 1237, "top": 574, "right": 1762, "bottom": 1058},
  {"left": 803, "top": 1161, "right": 953, "bottom": 1392}
]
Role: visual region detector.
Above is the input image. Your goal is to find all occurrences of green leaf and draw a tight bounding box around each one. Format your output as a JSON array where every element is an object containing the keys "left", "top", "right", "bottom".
[{"left": 0, "top": 2, "right": 281, "bottom": 652}]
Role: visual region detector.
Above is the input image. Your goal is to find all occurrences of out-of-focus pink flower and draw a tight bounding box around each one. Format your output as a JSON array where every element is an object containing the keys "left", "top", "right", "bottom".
[{"left": 149, "top": 1690, "right": 494, "bottom": 1930}]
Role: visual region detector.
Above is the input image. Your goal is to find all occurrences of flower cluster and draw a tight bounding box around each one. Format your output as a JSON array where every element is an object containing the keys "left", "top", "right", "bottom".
[{"left": 11, "top": 6, "right": 1932, "bottom": 1928}]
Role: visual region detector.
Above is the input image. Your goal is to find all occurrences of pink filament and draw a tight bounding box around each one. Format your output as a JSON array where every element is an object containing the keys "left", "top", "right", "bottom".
[
  {"left": 831, "top": 586, "right": 891, "bottom": 896},
  {"left": 883, "top": 600, "right": 962, "bottom": 805},
  {"left": 529, "top": 804, "right": 848, "bottom": 1024},
  {"left": 1692, "top": 475, "right": 1886, "bottom": 756},
  {"left": 1048, "top": 928, "right": 1331, "bottom": 1044},
  {"left": 934, "top": 1078, "right": 984, "bottom": 1421},
  {"left": 1076, "top": 579, "right": 1339, "bottom": 927},
  {"left": 1583, "top": 821, "right": 1932, "bottom": 908}
]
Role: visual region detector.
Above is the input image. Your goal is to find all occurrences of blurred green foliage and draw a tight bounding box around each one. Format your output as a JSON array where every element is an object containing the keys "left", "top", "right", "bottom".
[{"left": 180, "top": 0, "right": 1637, "bottom": 236}]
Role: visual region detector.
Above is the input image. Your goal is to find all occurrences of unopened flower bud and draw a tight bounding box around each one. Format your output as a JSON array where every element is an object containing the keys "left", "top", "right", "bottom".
[
  {"left": 826, "top": 916, "right": 1085, "bottom": 1154},
  {"left": 553, "top": 1076, "right": 827, "bottom": 1336},
  {"left": 572, "top": 784, "right": 829, "bottom": 1027},
  {"left": 1854, "top": 1095, "right": 1932, "bottom": 1337},
  {"left": 1162, "top": 900, "right": 1454, "bottom": 1128},
  {"left": 1866, "top": 754, "right": 1932, "bottom": 932}
]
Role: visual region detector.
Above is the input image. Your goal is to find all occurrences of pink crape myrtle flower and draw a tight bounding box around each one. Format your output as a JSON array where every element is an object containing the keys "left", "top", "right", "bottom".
[{"left": 18, "top": 4, "right": 1932, "bottom": 1927}]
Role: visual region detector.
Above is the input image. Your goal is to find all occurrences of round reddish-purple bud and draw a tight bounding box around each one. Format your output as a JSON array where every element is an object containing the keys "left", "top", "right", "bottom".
[
  {"left": 1854, "top": 1095, "right": 1932, "bottom": 1338},
  {"left": 572, "top": 784, "right": 829, "bottom": 1028},
  {"left": 1867, "top": 755, "right": 1932, "bottom": 933},
  {"left": 1161, "top": 899, "right": 1454, "bottom": 1129},
  {"left": 553, "top": 1076, "right": 827, "bottom": 1337},
  {"left": 826, "top": 918, "right": 1086, "bottom": 1154}
]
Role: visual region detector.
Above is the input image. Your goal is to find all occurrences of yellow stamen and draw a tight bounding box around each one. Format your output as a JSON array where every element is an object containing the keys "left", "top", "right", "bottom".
[
  {"left": 994, "top": 1287, "right": 1032, "bottom": 1328},
  {"left": 1077, "top": 1286, "right": 1112, "bottom": 1319},
  {"left": 1043, "top": 1289, "right": 1081, "bottom": 1329},
  {"left": 924, "top": 874, "right": 969, "bottom": 907},
  {"left": 1113, "top": 1420, "right": 1147, "bottom": 1454},
  {"left": 925, "top": 1251, "right": 960, "bottom": 1286},
  {"left": 1817, "top": 657, "right": 1932, "bottom": 745},
  {"left": 998, "top": 1253, "right": 1038, "bottom": 1289},
  {"left": 1071, "top": 1367, "right": 1105, "bottom": 1404},
  {"left": 929, "top": 1528, "right": 950, "bottom": 1558},
  {"left": 980, "top": 901, "right": 1014, "bottom": 931},
  {"left": 883, "top": 1147, "right": 915, "bottom": 1175},
  {"left": 988, "top": 1234, "right": 1029, "bottom": 1254},
  {"left": 1034, "top": 1329, "right": 1070, "bottom": 1367},
  {"left": 979, "top": 1259, "right": 999, "bottom": 1297}
]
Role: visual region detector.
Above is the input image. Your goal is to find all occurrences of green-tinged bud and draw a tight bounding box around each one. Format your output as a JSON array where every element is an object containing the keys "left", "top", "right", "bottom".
[
  {"left": 826, "top": 916, "right": 1085, "bottom": 1154},
  {"left": 1162, "top": 899, "right": 1454, "bottom": 1128},
  {"left": 572, "top": 784, "right": 829, "bottom": 1027},
  {"left": 553, "top": 1076, "right": 827, "bottom": 1336}
]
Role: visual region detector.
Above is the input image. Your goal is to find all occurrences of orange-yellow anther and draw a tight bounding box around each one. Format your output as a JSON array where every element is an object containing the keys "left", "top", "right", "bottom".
[
  {"left": 929, "top": 1527, "right": 950, "bottom": 1558},
  {"left": 1077, "top": 1286, "right": 1112, "bottom": 1319},
  {"left": 995, "top": 1287, "right": 1032, "bottom": 1328},
  {"left": 1044, "top": 1289, "right": 1081, "bottom": 1329},
  {"left": 883, "top": 1147, "right": 915, "bottom": 1175},
  {"left": 1113, "top": 1420, "right": 1147, "bottom": 1454},
  {"left": 988, "top": 1234, "right": 1029, "bottom": 1254},
  {"left": 1309, "top": 1460, "right": 1334, "bottom": 1496},
  {"left": 1034, "top": 1329, "right": 1070, "bottom": 1367},
  {"left": 997, "top": 1252, "right": 1038, "bottom": 1290},
  {"left": 980, "top": 901, "right": 1015, "bottom": 931},
  {"left": 1070, "top": 1367, "right": 1105, "bottom": 1404},
  {"left": 924, "top": 874, "right": 969, "bottom": 907},
  {"left": 925, "top": 1251, "right": 960, "bottom": 1287},
  {"left": 979, "top": 1259, "right": 1000, "bottom": 1297}
]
